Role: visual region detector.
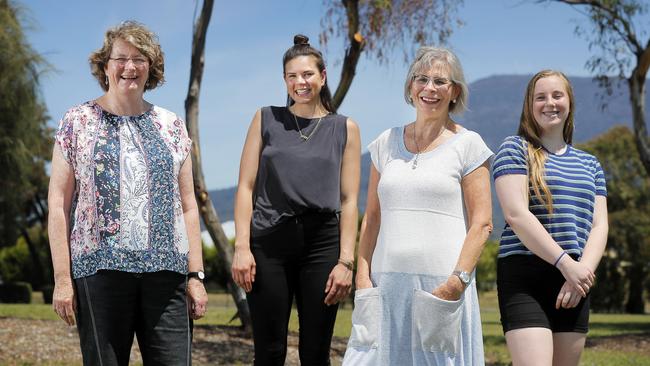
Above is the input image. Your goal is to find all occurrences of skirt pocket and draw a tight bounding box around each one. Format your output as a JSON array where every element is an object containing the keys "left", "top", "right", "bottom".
[
  {"left": 348, "top": 287, "right": 381, "bottom": 349},
  {"left": 411, "top": 289, "right": 463, "bottom": 354}
]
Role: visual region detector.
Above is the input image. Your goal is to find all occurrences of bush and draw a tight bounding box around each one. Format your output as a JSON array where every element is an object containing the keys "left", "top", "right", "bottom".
[
  {"left": 476, "top": 240, "right": 498, "bottom": 292},
  {"left": 41, "top": 284, "right": 54, "bottom": 304},
  {"left": 0, "top": 240, "right": 31, "bottom": 284},
  {"left": 202, "top": 243, "right": 226, "bottom": 292},
  {"left": 0, "top": 281, "right": 32, "bottom": 303}
]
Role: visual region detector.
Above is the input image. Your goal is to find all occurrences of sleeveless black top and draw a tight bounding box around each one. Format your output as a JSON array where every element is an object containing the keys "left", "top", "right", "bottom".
[{"left": 251, "top": 106, "right": 348, "bottom": 237}]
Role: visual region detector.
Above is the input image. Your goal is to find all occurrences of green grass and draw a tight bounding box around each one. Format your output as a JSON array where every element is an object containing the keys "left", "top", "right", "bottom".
[{"left": 3, "top": 291, "right": 650, "bottom": 365}]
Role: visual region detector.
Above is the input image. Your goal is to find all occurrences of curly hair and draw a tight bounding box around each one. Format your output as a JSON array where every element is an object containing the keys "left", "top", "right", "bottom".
[{"left": 89, "top": 20, "right": 164, "bottom": 92}]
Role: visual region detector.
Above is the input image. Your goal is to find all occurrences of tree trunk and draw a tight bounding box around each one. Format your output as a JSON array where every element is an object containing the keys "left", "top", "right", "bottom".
[
  {"left": 628, "top": 71, "right": 650, "bottom": 178},
  {"left": 331, "top": 0, "right": 364, "bottom": 111},
  {"left": 625, "top": 264, "right": 646, "bottom": 314},
  {"left": 184, "top": 0, "right": 252, "bottom": 332}
]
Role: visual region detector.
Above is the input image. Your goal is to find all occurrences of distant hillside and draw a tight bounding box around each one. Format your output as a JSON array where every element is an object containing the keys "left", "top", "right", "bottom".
[{"left": 209, "top": 74, "right": 646, "bottom": 237}]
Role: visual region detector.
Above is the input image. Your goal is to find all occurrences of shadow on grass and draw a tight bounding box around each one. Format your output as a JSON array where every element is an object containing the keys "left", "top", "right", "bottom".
[
  {"left": 192, "top": 324, "right": 254, "bottom": 365},
  {"left": 589, "top": 321, "right": 650, "bottom": 333}
]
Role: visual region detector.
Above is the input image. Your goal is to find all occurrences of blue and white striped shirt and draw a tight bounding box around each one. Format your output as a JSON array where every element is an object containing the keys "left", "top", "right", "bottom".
[{"left": 493, "top": 136, "right": 607, "bottom": 258}]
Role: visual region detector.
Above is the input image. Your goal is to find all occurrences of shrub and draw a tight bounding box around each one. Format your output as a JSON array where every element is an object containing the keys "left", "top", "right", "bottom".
[
  {"left": 41, "top": 284, "right": 54, "bottom": 304},
  {"left": 0, "top": 281, "right": 32, "bottom": 303},
  {"left": 476, "top": 240, "right": 498, "bottom": 292}
]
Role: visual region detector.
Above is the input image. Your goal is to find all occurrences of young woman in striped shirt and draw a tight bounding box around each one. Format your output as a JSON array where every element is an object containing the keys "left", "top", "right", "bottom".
[{"left": 493, "top": 70, "right": 609, "bottom": 366}]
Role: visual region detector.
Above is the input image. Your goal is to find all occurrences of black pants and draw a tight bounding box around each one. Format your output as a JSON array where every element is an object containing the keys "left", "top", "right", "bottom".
[
  {"left": 248, "top": 212, "right": 340, "bottom": 366},
  {"left": 75, "top": 270, "right": 191, "bottom": 366}
]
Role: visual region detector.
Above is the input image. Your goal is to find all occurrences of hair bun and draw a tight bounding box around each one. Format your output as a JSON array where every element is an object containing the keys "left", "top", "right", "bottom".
[{"left": 293, "top": 34, "right": 310, "bottom": 46}]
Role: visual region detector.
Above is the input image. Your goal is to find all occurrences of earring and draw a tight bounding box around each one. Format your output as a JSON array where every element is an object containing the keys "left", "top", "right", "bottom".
[
  {"left": 452, "top": 99, "right": 457, "bottom": 103},
  {"left": 105, "top": 76, "right": 108, "bottom": 85}
]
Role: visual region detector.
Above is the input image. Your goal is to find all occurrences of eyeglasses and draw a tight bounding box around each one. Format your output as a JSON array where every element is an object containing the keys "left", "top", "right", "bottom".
[
  {"left": 109, "top": 57, "right": 148, "bottom": 67},
  {"left": 413, "top": 74, "right": 453, "bottom": 89}
]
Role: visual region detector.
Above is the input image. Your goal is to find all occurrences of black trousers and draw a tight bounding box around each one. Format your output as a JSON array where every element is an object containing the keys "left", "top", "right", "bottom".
[
  {"left": 248, "top": 212, "right": 340, "bottom": 366},
  {"left": 75, "top": 270, "right": 191, "bottom": 366}
]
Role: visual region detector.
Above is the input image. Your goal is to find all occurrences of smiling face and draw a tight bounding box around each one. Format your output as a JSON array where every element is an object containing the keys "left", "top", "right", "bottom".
[
  {"left": 284, "top": 55, "right": 325, "bottom": 106},
  {"left": 531, "top": 75, "right": 571, "bottom": 134},
  {"left": 408, "top": 62, "right": 459, "bottom": 116},
  {"left": 104, "top": 38, "right": 150, "bottom": 95}
]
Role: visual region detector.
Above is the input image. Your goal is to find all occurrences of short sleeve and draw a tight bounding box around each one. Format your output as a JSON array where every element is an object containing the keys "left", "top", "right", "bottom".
[
  {"left": 175, "top": 117, "right": 192, "bottom": 162},
  {"left": 594, "top": 160, "right": 607, "bottom": 197},
  {"left": 367, "top": 138, "right": 382, "bottom": 173},
  {"left": 54, "top": 110, "right": 77, "bottom": 165},
  {"left": 492, "top": 136, "right": 528, "bottom": 180},
  {"left": 461, "top": 131, "right": 494, "bottom": 177},
  {"left": 366, "top": 128, "right": 394, "bottom": 174}
]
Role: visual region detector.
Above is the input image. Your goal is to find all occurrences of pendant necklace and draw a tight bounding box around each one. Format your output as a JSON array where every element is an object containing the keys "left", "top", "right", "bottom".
[
  {"left": 411, "top": 122, "right": 446, "bottom": 169},
  {"left": 291, "top": 109, "right": 324, "bottom": 142}
]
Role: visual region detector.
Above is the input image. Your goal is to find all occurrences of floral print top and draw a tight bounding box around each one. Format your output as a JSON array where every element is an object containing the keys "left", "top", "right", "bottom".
[{"left": 55, "top": 101, "right": 192, "bottom": 279}]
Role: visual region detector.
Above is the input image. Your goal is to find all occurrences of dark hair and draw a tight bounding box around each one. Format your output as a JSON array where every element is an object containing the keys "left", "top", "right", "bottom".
[{"left": 282, "top": 34, "right": 335, "bottom": 113}]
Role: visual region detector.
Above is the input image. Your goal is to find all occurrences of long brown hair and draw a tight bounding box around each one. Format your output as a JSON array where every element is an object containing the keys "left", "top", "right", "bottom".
[{"left": 518, "top": 70, "right": 575, "bottom": 214}]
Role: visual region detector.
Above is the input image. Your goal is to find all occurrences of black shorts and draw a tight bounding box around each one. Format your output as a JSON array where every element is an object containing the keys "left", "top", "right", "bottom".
[{"left": 497, "top": 254, "right": 590, "bottom": 334}]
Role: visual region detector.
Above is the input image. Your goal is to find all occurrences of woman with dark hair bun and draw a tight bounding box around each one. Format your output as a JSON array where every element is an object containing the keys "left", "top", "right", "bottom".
[{"left": 231, "top": 34, "right": 361, "bottom": 365}]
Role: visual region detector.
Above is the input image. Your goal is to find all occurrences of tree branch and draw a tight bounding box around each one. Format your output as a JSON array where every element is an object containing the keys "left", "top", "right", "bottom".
[
  {"left": 556, "top": 0, "right": 643, "bottom": 53},
  {"left": 331, "top": 0, "right": 365, "bottom": 111},
  {"left": 184, "top": 0, "right": 252, "bottom": 332}
]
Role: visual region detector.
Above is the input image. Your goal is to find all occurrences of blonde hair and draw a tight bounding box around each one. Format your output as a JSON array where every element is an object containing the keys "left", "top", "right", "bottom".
[
  {"left": 518, "top": 70, "right": 575, "bottom": 214},
  {"left": 89, "top": 20, "right": 165, "bottom": 92}
]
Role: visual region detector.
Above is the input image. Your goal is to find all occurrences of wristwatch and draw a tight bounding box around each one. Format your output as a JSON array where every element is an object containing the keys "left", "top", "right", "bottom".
[
  {"left": 188, "top": 270, "right": 205, "bottom": 282},
  {"left": 452, "top": 270, "right": 471, "bottom": 286}
]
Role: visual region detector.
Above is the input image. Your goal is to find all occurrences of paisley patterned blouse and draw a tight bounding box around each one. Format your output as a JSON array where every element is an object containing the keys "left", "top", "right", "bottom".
[{"left": 55, "top": 101, "right": 192, "bottom": 279}]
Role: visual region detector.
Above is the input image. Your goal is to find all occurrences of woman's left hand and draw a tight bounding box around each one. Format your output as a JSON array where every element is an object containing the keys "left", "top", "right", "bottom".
[
  {"left": 555, "top": 280, "right": 582, "bottom": 309},
  {"left": 187, "top": 278, "right": 208, "bottom": 320},
  {"left": 324, "top": 263, "right": 352, "bottom": 306},
  {"left": 431, "top": 276, "right": 464, "bottom": 301}
]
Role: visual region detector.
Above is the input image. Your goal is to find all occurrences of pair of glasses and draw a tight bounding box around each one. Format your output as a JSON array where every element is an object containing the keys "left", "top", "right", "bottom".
[
  {"left": 413, "top": 75, "right": 453, "bottom": 88},
  {"left": 109, "top": 57, "right": 148, "bottom": 67}
]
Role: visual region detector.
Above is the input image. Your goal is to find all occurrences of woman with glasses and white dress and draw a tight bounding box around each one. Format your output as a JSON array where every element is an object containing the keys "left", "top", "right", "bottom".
[{"left": 343, "top": 46, "right": 493, "bottom": 365}]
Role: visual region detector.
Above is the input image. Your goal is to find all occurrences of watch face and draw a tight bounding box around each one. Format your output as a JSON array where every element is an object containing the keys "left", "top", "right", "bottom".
[
  {"left": 189, "top": 271, "right": 205, "bottom": 280},
  {"left": 459, "top": 272, "right": 470, "bottom": 284}
]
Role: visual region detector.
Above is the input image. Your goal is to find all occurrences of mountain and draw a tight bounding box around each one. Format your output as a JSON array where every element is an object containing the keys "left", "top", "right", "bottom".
[{"left": 209, "top": 74, "right": 646, "bottom": 237}]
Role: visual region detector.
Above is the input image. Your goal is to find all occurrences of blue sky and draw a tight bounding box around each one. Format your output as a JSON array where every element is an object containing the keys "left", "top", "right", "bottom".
[{"left": 24, "top": 0, "right": 595, "bottom": 189}]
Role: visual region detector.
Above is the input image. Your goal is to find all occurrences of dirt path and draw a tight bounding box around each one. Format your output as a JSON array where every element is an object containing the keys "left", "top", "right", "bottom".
[
  {"left": 0, "top": 318, "right": 346, "bottom": 365},
  {"left": 1, "top": 317, "right": 649, "bottom": 365}
]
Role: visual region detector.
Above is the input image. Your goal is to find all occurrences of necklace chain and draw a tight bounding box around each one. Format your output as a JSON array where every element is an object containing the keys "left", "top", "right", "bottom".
[
  {"left": 291, "top": 109, "right": 324, "bottom": 142},
  {"left": 411, "top": 122, "right": 446, "bottom": 169}
]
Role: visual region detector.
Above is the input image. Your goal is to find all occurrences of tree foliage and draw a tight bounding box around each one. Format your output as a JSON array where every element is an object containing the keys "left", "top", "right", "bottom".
[
  {"left": 320, "top": 0, "right": 462, "bottom": 109},
  {"left": 554, "top": 0, "right": 650, "bottom": 179},
  {"left": 579, "top": 125, "right": 650, "bottom": 313},
  {"left": 0, "top": 0, "right": 52, "bottom": 250}
]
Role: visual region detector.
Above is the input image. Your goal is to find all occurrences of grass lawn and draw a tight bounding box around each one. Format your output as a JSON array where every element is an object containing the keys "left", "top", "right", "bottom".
[{"left": 3, "top": 291, "right": 650, "bottom": 365}]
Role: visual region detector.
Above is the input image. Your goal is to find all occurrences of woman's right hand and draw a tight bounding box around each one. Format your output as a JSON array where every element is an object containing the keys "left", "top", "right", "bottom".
[
  {"left": 231, "top": 246, "right": 256, "bottom": 292},
  {"left": 355, "top": 275, "right": 373, "bottom": 290},
  {"left": 53, "top": 278, "right": 76, "bottom": 326},
  {"left": 556, "top": 256, "right": 594, "bottom": 297}
]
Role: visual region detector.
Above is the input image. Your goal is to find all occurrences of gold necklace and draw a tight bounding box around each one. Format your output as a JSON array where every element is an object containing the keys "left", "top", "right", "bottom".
[
  {"left": 291, "top": 110, "right": 324, "bottom": 142},
  {"left": 411, "top": 122, "right": 446, "bottom": 169}
]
